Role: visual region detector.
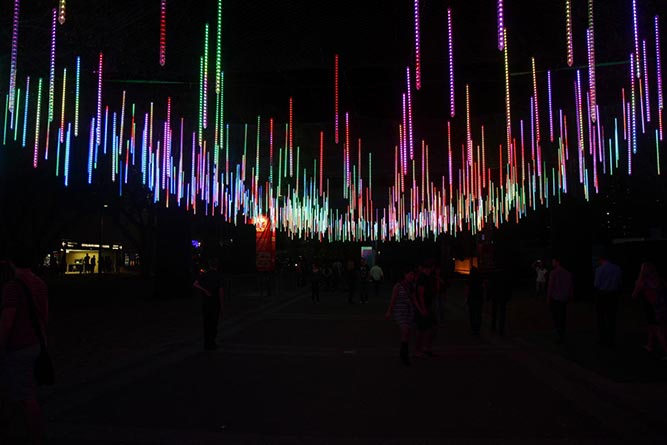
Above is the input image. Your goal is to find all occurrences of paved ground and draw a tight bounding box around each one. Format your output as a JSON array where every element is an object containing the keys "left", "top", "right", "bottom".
[{"left": 3, "top": 274, "right": 667, "bottom": 444}]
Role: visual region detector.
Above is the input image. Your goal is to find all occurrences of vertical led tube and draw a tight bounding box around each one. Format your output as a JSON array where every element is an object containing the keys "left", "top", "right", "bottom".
[
  {"left": 497, "top": 0, "right": 504, "bottom": 51},
  {"left": 465, "top": 84, "right": 472, "bottom": 167},
  {"left": 48, "top": 8, "right": 57, "bottom": 124},
  {"left": 33, "top": 78, "right": 43, "bottom": 168},
  {"left": 198, "top": 56, "right": 203, "bottom": 147},
  {"left": 96, "top": 53, "right": 103, "bottom": 147},
  {"left": 253, "top": 116, "right": 259, "bottom": 186},
  {"left": 587, "top": 5, "right": 597, "bottom": 123},
  {"left": 60, "top": 68, "right": 66, "bottom": 143},
  {"left": 58, "top": 0, "right": 66, "bottom": 25},
  {"left": 503, "top": 28, "right": 512, "bottom": 166},
  {"left": 657, "top": 16, "right": 664, "bottom": 140},
  {"left": 630, "top": 55, "right": 638, "bottom": 155},
  {"left": 346, "top": 112, "right": 350, "bottom": 191},
  {"left": 269, "top": 117, "right": 274, "bottom": 184},
  {"left": 119, "top": 91, "right": 126, "bottom": 156},
  {"left": 531, "top": 58, "right": 541, "bottom": 165},
  {"left": 74, "top": 57, "right": 80, "bottom": 136},
  {"left": 566, "top": 0, "right": 573, "bottom": 67},
  {"left": 88, "top": 118, "right": 95, "bottom": 184},
  {"left": 448, "top": 121, "right": 453, "bottom": 200},
  {"left": 4, "top": 94, "right": 9, "bottom": 146},
  {"left": 64, "top": 123, "right": 71, "bottom": 186},
  {"left": 319, "top": 131, "right": 324, "bottom": 196},
  {"left": 203, "top": 24, "right": 209, "bottom": 129},
  {"left": 160, "top": 0, "right": 167, "bottom": 66},
  {"left": 13, "top": 89, "right": 20, "bottom": 137},
  {"left": 406, "top": 67, "right": 414, "bottom": 160},
  {"left": 632, "top": 0, "right": 641, "bottom": 78},
  {"left": 9, "top": 0, "right": 20, "bottom": 113},
  {"left": 22, "top": 77, "right": 29, "bottom": 147},
  {"left": 414, "top": 0, "right": 421, "bottom": 90},
  {"left": 547, "top": 70, "right": 554, "bottom": 142},
  {"left": 657, "top": 16, "right": 664, "bottom": 111},
  {"left": 335, "top": 54, "right": 339, "bottom": 144},
  {"left": 643, "top": 40, "right": 651, "bottom": 122},
  {"left": 448, "top": 8, "right": 455, "bottom": 117},
  {"left": 216, "top": 0, "right": 223, "bottom": 94},
  {"left": 289, "top": 97, "right": 294, "bottom": 177}
]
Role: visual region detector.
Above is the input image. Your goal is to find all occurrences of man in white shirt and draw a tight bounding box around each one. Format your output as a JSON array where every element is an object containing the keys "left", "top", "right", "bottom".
[
  {"left": 533, "top": 260, "right": 548, "bottom": 299},
  {"left": 369, "top": 263, "right": 384, "bottom": 298}
]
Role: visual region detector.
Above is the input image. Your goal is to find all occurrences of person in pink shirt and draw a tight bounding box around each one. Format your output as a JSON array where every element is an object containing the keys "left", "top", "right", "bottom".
[
  {"left": 0, "top": 246, "right": 49, "bottom": 444},
  {"left": 547, "top": 258, "right": 573, "bottom": 343}
]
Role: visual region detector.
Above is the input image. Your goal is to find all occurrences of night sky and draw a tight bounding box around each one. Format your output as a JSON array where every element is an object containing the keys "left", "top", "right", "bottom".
[{"left": 1, "top": 0, "right": 666, "bottom": 222}]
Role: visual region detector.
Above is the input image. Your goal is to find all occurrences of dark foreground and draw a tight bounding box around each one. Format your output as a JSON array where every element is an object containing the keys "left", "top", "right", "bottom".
[{"left": 2, "top": 274, "right": 667, "bottom": 444}]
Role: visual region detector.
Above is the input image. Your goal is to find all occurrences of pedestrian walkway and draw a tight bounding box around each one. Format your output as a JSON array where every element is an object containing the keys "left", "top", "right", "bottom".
[{"left": 4, "top": 275, "right": 667, "bottom": 443}]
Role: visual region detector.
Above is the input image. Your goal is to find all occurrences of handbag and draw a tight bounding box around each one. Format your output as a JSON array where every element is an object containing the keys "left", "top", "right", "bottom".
[{"left": 15, "top": 279, "right": 55, "bottom": 386}]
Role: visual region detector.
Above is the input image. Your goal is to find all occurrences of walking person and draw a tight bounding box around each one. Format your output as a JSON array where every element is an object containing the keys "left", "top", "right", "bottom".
[
  {"left": 434, "top": 265, "right": 447, "bottom": 325},
  {"left": 489, "top": 268, "right": 512, "bottom": 336},
  {"left": 369, "top": 262, "right": 384, "bottom": 298},
  {"left": 547, "top": 258, "right": 574, "bottom": 343},
  {"left": 359, "top": 258, "right": 370, "bottom": 303},
  {"left": 532, "top": 260, "right": 548, "bottom": 299},
  {"left": 415, "top": 259, "right": 438, "bottom": 357},
  {"left": 311, "top": 263, "right": 322, "bottom": 303},
  {"left": 593, "top": 253, "right": 622, "bottom": 347},
  {"left": 193, "top": 257, "right": 225, "bottom": 351},
  {"left": 82, "top": 253, "right": 90, "bottom": 274},
  {"left": 346, "top": 259, "right": 357, "bottom": 304},
  {"left": 0, "top": 246, "right": 50, "bottom": 445},
  {"left": 385, "top": 265, "right": 418, "bottom": 366},
  {"left": 632, "top": 262, "right": 667, "bottom": 359},
  {"left": 465, "top": 267, "right": 485, "bottom": 337}
]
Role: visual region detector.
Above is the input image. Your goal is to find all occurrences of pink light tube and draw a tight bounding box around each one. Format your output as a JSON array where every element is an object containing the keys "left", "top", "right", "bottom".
[
  {"left": 8, "top": 0, "right": 20, "bottom": 113},
  {"left": 587, "top": 28, "right": 597, "bottom": 123},
  {"left": 414, "top": 0, "right": 421, "bottom": 90},
  {"left": 466, "top": 84, "right": 472, "bottom": 166},
  {"left": 96, "top": 53, "right": 103, "bottom": 147},
  {"left": 160, "top": 0, "right": 167, "bottom": 66},
  {"left": 48, "top": 8, "right": 57, "bottom": 124},
  {"left": 657, "top": 16, "right": 664, "bottom": 112},
  {"left": 289, "top": 97, "right": 294, "bottom": 177},
  {"left": 269, "top": 117, "right": 274, "bottom": 184},
  {"left": 203, "top": 24, "right": 209, "bottom": 129},
  {"left": 632, "top": 0, "right": 640, "bottom": 78},
  {"left": 448, "top": 8, "right": 455, "bottom": 117},
  {"left": 531, "top": 58, "right": 541, "bottom": 147},
  {"left": 630, "top": 55, "right": 638, "bottom": 155},
  {"left": 566, "top": 0, "right": 573, "bottom": 67},
  {"left": 448, "top": 121, "right": 453, "bottom": 199},
  {"left": 547, "top": 70, "right": 554, "bottom": 142},
  {"left": 503, "top": 28, "right": 512, "bottom": 163},
  {"left": 407, "top": 67, "right": 414, "bottom": 160},
  {"left": 497, "top": 0, "right": 504, "bottom": 51},
  {"left": 401, "top": 94, "right": 407, "bottom": 176},
  {"left": 643, "top": 39, "right": 651, "bottom": 122},
  {"left": 335, "top": 54, "right": 339, "bottom": 144}
]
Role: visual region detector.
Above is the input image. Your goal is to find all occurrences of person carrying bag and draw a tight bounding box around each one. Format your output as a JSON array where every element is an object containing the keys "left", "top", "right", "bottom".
[
  {"left": 14, "top": 279, "right": 54, "bottom": 386},
  {"left": 0, "top": 246, "right": 51, "bottom": 444}
]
